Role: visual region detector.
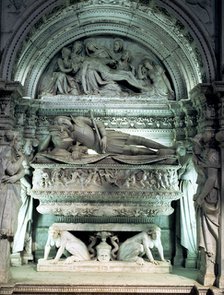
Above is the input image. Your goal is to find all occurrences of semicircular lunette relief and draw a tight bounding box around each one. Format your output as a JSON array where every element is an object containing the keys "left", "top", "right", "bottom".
[{"left": 37, "top": 36, "right": 176, "bottom": 100}]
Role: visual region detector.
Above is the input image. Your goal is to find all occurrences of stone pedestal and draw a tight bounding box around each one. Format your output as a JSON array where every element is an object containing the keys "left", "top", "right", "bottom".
[
  {"left": 185, "top": 253, "right": 197, "bottom": 269},
  {"left": 37, "top": 259, "right": 171, "bottom": 273},
  {"left": 10, "top": 253, "right": 22, "bottom": 267},
  {"left": 0, "top": 240, "right": 10, "bottom": 283},
  {"left": 197, "top": 250, "right": 217, "bottom": 286},
  {"left": 198, "top": 273, "right": 216, "bottom": 287},
  {"left": 217, "top": 276, "right": 224, "bottom": 289}
]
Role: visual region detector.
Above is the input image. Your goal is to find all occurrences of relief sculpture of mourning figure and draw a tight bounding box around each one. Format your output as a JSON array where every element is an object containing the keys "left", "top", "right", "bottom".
[
  {"left": 42, "top": 41, "right": 84, "bottom": 96},
  {"left": 138, "top": 59, "right": 174, "bottom": 99},
  {"left": 40, "top": 38, "right": 174, "bottom": 98}
]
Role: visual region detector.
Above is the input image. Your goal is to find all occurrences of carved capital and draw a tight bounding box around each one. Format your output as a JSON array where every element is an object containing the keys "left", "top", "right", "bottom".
[
  {"left": 190, "top": 83, "right": 219, "bottom": 132},
  {"left": 0, "top": 80, "right": 24, "bottom": 132}
]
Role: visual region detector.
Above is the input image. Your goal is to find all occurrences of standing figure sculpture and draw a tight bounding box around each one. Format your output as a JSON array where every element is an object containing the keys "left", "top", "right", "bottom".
[
  {"left": 192, "top": 131, "right": 220, "bottom": 285},
  {"left": 118, "top": 225, "right": 165, "bottom": 265},
  {"left": 0, "top": 133, "right": 26, "bottom": 233},
  {"left": 12, "top": 139, "right": 37, "bottom": 264},
  {"left": 42, "top": 227, "right": 90, "bottom": 263},
  {"left": 177, "top": 144, "right": 198, "bottom": 267}
]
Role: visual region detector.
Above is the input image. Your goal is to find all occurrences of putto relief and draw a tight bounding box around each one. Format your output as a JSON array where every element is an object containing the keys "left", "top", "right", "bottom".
[
  {"left": 38, "top": 37, "right": 174, "bottom": 99},
  {"left": 32, "top": 167, "right": 179, "bottom": 192}
]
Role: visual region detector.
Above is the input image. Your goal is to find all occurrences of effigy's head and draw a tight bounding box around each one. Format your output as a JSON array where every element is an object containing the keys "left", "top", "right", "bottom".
[{"left": 54, "top": 116, "right": 73, "bottom": 129}]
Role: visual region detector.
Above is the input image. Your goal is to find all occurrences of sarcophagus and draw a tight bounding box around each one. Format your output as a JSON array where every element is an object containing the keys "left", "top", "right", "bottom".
[{"left": 31, "top": 161, "right": 181, "bottom": 222}]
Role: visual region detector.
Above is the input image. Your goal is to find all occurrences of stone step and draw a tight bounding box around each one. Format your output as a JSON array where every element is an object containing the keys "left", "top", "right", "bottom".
[
  {"left": 37, "top": 260, "right": 172, "bottom": 273},
  {"left": 1, "top": 265, "right": 219, "bottom": 295},
  {"left": 0, "top": 284, "right": 211, "bottom": 295}
]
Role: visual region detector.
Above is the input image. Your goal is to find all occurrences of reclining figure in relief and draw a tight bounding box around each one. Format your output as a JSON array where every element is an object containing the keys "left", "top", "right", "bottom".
[
  {"left": 37, "top": 114, "right": 175, "bottom": 164},
  {"left": 38, "top": 114, "right": 175, "bottom": 155},
  {"left": 40, "top": 227, "right": 90, "bottom": 264},
  {"left": 118, "top": 225, "right": 166, "bottom": 265}
]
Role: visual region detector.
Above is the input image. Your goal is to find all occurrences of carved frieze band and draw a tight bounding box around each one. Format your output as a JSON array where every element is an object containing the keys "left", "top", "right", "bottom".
[
  {"left": 32, "top": 166, "right": 180, "bottom": 192},
  {"left": 31, "top": 164, "right": 181, "bottom": 218}
]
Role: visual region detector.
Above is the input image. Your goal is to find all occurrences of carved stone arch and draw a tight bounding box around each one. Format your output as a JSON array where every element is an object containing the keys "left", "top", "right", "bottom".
[
  {"left": 0, "top": 0, "right": 62, "bottom": 79},
  {"left": 159, "top": 0, "right": 216, "bottom": 82},
  {"left": 0, "top": 0, "right": 215, "bottom": 100}
]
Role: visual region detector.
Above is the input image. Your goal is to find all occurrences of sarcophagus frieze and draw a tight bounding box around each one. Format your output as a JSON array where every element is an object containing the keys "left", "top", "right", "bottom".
[{"left": 31, "top": 163, "right": 182, "bottom": 219}]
